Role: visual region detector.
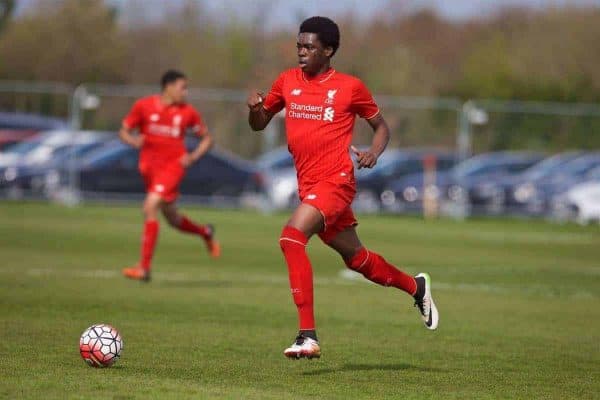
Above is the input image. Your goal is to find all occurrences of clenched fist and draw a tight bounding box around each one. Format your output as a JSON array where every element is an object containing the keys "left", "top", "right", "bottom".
[{"left": 247, "top": 90, "right": 265, "bottom": 112}]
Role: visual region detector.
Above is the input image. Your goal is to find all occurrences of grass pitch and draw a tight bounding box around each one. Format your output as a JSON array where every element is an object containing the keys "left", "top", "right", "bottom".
[{"left": 1, "top": 202, "right": 599, "bottom": 399}]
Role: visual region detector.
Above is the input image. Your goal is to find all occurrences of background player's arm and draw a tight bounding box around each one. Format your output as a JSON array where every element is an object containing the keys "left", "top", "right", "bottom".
[
  {"left": 181, "top": 132, "right": 214, "bottom": 168},
  {"left": 247, "top": 90, "right": 276, "bottom": 131},
  {"left": 351, "top": 115, "right": 390, "bottom": 169},
  {"left": 119, "top": 124, "right": 144, "bottom": 149}
]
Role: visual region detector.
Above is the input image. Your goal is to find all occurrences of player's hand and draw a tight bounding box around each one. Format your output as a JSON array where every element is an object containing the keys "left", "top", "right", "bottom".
[
  {"left": 179, "top": 153, "right": 195, "bottom": 168},
  {"left": 132, "top": 136, "right": 144, "bottom": 149},
  {"left": 351, "top": 145, "right": 378, "bottom": 169},
  {"left": 247, "top": 90, "right": 265, "bottom": 112}
]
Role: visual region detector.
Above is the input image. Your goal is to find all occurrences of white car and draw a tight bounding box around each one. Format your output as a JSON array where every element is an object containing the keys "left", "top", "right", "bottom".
[{"left": 551, "top": 179, "right": 600, "bottom": 224}]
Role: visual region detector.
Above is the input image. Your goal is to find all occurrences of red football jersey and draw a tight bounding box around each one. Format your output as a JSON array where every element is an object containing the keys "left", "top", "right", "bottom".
[
  {"left": 123, "top": 95, "right": 207, "bottom": 162},
  {"left": 263, "top": 68, "right": 380, "bottom": 191}
]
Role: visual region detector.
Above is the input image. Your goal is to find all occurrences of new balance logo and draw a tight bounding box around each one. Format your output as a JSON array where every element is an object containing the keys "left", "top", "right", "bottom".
[
  {"left": 306, "top": 194, "right": 317, "bottom": 200},
  {"left": 291, "top": 89, "right": 302, "bottom": 96},
  {"left": 323, "top": 107, "right": 335, "bottom": 122},
  {"left": 150, "top": 114, "right": 160, "bottom": 122}
]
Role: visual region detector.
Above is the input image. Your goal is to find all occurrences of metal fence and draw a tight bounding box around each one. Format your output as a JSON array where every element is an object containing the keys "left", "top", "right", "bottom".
[{"left": 1, "top": 80, "right": 599, "bottom": 216}]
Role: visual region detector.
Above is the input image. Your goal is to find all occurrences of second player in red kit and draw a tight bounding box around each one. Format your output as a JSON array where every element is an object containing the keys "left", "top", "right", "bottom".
[
  {"left": 248, "top": 17, "right": 439, "bottom": 359},
  {"left": 120, "top": 70, "right": 220, "bottom": 282}
]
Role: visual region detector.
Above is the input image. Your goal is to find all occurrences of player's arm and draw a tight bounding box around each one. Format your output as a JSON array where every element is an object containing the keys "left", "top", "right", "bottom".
[
  {"left": 120, "top": 100, "right": 144, "bottom": 149},
  {"left": 247, "top": 90, "right": 276, "bottom": 131},
  {"left": 351, "top": 115, "right": 390, "bottom": 169},
  {"left": 118, "top": 124, "right": 143, "bottom": 149},
  {"left": 181, "top": 132, "right": 214, "bottom": 168}
]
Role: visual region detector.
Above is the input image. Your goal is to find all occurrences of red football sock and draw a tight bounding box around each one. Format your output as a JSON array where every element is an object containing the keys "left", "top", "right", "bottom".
[
  {"left": 279, "top": 226, "right": 315, "bottom": 330},
  {"left": 140, "top": 220, "right": 159, "bottom": 272},
  {"left": 178, "top": 216, "right": 210, "bottom": 239},
  {"left": 346, "top": 247, "right": 417, "bottom": 296}
]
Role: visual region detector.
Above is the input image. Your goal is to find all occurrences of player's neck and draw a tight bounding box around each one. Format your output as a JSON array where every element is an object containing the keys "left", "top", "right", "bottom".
[
  {"left": 303, "top": 64, "right": 332, "bottom": 80},
  {"left": 160, "top": 93, "right": 176, "bottom": 106}
]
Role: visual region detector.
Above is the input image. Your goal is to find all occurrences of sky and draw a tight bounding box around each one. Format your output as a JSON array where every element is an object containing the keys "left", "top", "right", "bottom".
[{"left": 15, "top": 0, "right": 600, "bottom": 29}]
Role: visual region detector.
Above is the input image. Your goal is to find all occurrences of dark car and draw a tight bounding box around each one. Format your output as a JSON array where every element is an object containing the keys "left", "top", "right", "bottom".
[
  {"left": 0, "top": 131, "right": 111, "bottom": 192},
  {"left": 0, "top": 112, "right": 67, "bottom": 131},
  {"left": 382, "top": 151, "right": 543, "bottom": 215},
  {"left": 49, "top": 139, "right": 265, "bottom": 202},
  {"left": 0, "top": 130, "right": 39, "bottom": 151},
  {"left": 353, "top": 149, "right": 457, "bottom": 211},
  {"left": 257, "top": 147, "right": 295, "bottom": 172},
  {"left": 520, "top": 153, "right": 600, "bottom": 215},
  {"left": 4, "top": 139, "right": 110, "bottom": 195},
  {"left": 473, "top": 152, "right": 585, "bottom": 215},
  {"left": 0, "top": 112, "right": 67, "bottom": 152}
]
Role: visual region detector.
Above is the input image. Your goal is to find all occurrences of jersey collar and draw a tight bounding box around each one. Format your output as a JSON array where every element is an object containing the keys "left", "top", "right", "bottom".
[
  {"left": 154, "top": 95, "right": 187, "bottom": 112},
  {"left": 302, "top": 68, "right": 336, "bottom": 84}
]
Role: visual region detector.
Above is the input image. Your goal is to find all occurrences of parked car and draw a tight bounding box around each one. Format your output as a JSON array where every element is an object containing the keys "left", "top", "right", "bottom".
[
  {"left": 382, "top": 151, "right": 543, "bottom": 215},
  {"left": 46, "top": 139, "right": 265, "bottom": 202},
  {"left": 0, "top": 130, "right": 39, "bottom": 151},
  {"left": 550, "top": 167, "right": 600, "bottom": 224},
  {"left": 0, "top": 111, "right": 67, "bottom": 131},
  {"left": 0, "top": 130, "right": 110, "bottom": 189},
  {"left": 257, "top": 147, "right": 295, "bottom": 172},
  {"left": 496, "top": 151, "right": 585, "bottom": 214},
  {"left": 354, "top": 149, "right": 457, "bottom": 212},
  {"left": 522, "top": 153, "right": 600, "bottom": 215},
  {"left": 3, "top": 138, "right": 110, "bottom": 195}
]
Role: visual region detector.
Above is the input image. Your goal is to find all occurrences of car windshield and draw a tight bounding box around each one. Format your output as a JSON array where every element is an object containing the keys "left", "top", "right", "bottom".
[
  {"left": 453, "top": 156, "right": 506, "bottom": 178},
  {"left": 521, "top": 155, "right": 573, "bottom": 180},
  {"left": 358, "top": 151, "right": 406, "bottom": 177},
  {"left": 586, "top": 166, "right": 600, "bottom": 180},
  {"left": 51, "top": 143, "right": 100, "bottom": 162},
  {"left": 559, "top": 156, "right": 600, "bottom": 177},
  {"left": 3, "top": 138, "right": 42, "bottom": 156},
  {"left": 82, "top": 144, "right": 129, "bottom": 167}
]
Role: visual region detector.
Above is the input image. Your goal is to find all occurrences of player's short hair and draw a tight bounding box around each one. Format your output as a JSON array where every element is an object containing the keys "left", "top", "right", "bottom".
[
  {"left": 161, "top": 70, "right": 186, "bottom": 89},
  {"left": 299, "top": 16, "right": 340, "bottom": 57}
]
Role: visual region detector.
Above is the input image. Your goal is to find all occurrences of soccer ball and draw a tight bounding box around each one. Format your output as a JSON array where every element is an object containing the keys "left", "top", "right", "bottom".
[{"left": 79, "top": 324, "right": 123, "bottom": 367}]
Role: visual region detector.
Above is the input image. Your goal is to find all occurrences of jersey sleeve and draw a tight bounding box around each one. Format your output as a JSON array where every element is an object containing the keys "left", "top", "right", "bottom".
[
  {"left": 262, "top": 72, "right": 286, "bottom": 114},
  {"left": 122, "top": 100, "right": 144, "bottom": 129},
  {"left": 350, "top": 79, "right": 380, "bottom": 120},
  {"left": 188, "top": 108, "right": 208, "bottom": 137}
]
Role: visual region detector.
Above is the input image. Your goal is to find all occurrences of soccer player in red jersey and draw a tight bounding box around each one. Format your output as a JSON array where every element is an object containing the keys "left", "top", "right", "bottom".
[
  {"left": 247, "top": 17, "right": 438, "bottom": 359},
  {"left": 120, "top": 70, "right": 221, "bottom": 282}
]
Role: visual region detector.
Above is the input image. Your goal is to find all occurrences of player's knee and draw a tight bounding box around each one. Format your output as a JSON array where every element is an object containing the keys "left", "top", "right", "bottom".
[
  {"left": 143, "top": 200, "right": 160, "bottom": 220},
  {"left": 279, "top": 226, "right": 308, "bottom": 252},
  {"left": 345, "top": 247, "right": 369, "bottom": 271},
  {"left": 161, "top": 209, "right": 179, "bottom": 227}
]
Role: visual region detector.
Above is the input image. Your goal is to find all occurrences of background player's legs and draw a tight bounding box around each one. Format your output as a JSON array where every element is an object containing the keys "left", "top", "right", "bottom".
[
  {"left": 161, "top": 201, "right": 221, "bottom": 258},
  {"left": 138, "top": 192, "right": 162, "bottom": 273},
  {"left": 326, "top": 227, "right": 418, "bottom": 296},
  {"left": 280, "top": 203, "right": 324, "bottom": 340},
  {"left": 161, "top": 201, "right": 210, "bottom": 239},
  {"left": 122, "top": 192, "right": 162, "bottom": 280}
]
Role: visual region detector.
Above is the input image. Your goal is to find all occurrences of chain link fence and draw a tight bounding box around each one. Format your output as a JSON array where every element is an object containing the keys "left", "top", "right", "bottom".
[{"left": 1, "top": 80, "right": 599, "bottom": 219}]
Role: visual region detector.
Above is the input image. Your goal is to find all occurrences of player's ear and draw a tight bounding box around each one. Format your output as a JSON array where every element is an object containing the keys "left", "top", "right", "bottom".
[{"left": 324, "top": 46, "right": 334, "bottom": 57}]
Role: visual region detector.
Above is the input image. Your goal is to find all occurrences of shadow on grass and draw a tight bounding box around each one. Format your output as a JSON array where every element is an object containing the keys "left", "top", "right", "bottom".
[{"left": 302, "top": 363, "right": 444, "bottom": 376}]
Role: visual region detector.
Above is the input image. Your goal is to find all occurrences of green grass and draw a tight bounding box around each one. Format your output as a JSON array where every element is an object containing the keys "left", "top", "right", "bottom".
[{"left": 1, "top": 202, "right": 599, "bottom": 399}]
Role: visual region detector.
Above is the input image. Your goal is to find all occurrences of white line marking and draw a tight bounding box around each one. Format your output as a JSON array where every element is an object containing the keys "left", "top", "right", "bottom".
[{"left": 0, "top": 267, "right": 594, "bottom": 299}]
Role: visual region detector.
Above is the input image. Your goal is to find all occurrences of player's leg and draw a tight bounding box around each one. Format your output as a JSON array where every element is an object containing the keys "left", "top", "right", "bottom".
[
  {"left": 326, "top": 225, "right": 439, "bottom": 330},
  {"left": 123, "top": 192, "right": 162, "bottom": 281},
  {"left": 280, "top": 203, "right": 323, "bottom": 359},
  {"left": 161, "top": 201, "right": 220, "bottom": 258}
]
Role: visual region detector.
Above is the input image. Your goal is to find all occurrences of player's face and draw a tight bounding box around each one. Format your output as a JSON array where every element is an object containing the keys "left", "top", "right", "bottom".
[
  {"left": 297, "top": 32, "right": 332, "bottom": 75},
  {"left": 166, "top": 79, "right": 188, "bottom": 103}
]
